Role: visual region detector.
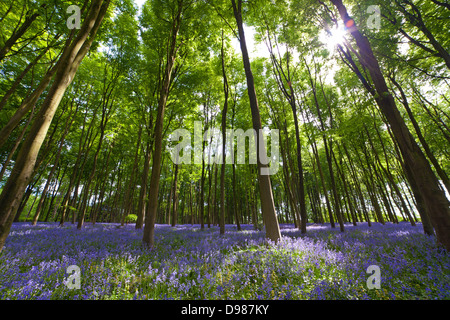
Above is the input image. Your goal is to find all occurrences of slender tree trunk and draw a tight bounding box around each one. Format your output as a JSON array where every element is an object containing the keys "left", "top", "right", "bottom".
[
  {"left": 265, "top": 32, "right": 307, "bottom": 233},
  {"left": 231, "top": 164, "right": 241, "bottom": 231},
  {"left": 189, "top": 182, "right": 194, "bottom": 225},
  {"left": 210, "top": 164, "right": 216, "bottom": 226},
  {"left": 333, "top": 145, "right": 357, "bottom": 226},
  {"left": 304, "top": 59, "right": 344, "bottom": 232},
  {"left": 0, "top": 6, "right": 43, "bottom": 62},
  {"left": 213, "top": 162, "right": 219, "bottom": 226},
  {"left": 394, "top": 0, "right": 450, "bottom": 69},
  {"left": 13, "top": 185, "right": 33, "bottom": 222},
  {"left": 59, "top": 97, "right": 95, "bottom": 225},
  {"left": 206, "top": 162, "right": 213, "bottom": 228},
  {"left": 171, "top": 163, "right": 179, "bottom": 227},
  {"left": 0, "top": 60, "right": 60, "bottom": 149},
  {"left": 390, "top": 76, "right": 450, "bottom": 194},
  {"left": 411, "top": 87, "right": 450, "bottom": 144},
  {"left": 311, "top": 133, "right": 334, "bottom": 227},
  {"left": 342, "top": 142, "right": 371, "bottom": 226},
  {"left": 291, "top": 104, "right": 307, "bottom": 233},
  {"left": 32, "top": 104, "right": 76, "bottom": 225},
  {"left": 91, "top": 139, "right": 115, "bottom": 224},
  {"left": 0, "top": 31, "right": 62, "bottom": 111},
  {"left": 219, "top": 31, "right": 229, "bottom": 235},
  {"left": 199, "top": 137, "right": 206, "bottom": 229},
  {"left": 44, "top": 167, "right": 63, "bottom": 222},
  {"left": 0, "top": 101, "right": 37, "bottom": 182},
  {"left": 136, "top": 139, "right": 152, "bottom": 229},
  {"left": 364, "top": 125, "right": 414, "bottom": 225},
  {"left": 142, "top": 2, "right": 183, "bottom": 248},
  {"left": 278, "top": 124, "right": 301, "bottom": 229},
  {"left": 232, "top": 0, "right": 281, "bottom": 243},
  {"left": 78, "top": 91, "right": 113, "bottom": 229},
  {"left": 121, "top": 127, "right": 142, "bottom": 226},
  {"left": 0, "top": 22, "right": 81, "bottom": 149}
]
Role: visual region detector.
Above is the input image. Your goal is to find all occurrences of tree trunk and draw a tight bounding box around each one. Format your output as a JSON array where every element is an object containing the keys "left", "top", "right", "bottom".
[
  {"left": 200, "top": 137, "right": 206, "bottom": 229},
  {"left": 219, "top": 31, "right": 229, "bottom": 235},
  {"left": 333, "top": 145, "right": 357, "bottom": 226},
  {"left": 0, "top": 60, "right": 60, "bottom": 149},
  {"left": 142, "top": 2, "right": 183, "bottom": 248},
  {"left": 91, "top": 139, "right": 115, "bottom": 224},
  {"left": 0, "top": 101, "right": 36, "bottom": 182},
  {"left": 304, "top": 60, "right": 344, "bottom": 232},
  {"left": 0, "top": 36, "right": 58, "bottom": 112},
  {"left": 265, "top": 32, "right": 307, "bottom": 233},
  {"left": 171, "top": 163, "right": 179, "bottom": 227},
  {"left": 32, "top": 104, "right": 76, "bottom": 225},
  {"left": 394, "top": 0, "right": 450, "bottom": 69},
  {"left": 232, "top": 0, "right": 281, "bottom": 243},
  {"left": 310, "top": 130, "right": 335, "bottom": 227},
  {"left": 0, "top": 6, "right": 42, "bottom": 62},
  {"left": 341, "top": 142, "right": 371, "bottom": 226},
  {"left": 390, "top": 76, "right": 450, "bottom": 194},
  {"left": 77, "top": 83, "right": 114, "bottom": 229},
  {"left": 121, "top": 126, "right": 142, "bottom": 226},
  {"left": 136, "top": 139, "right": 152, "bottom": 229}
]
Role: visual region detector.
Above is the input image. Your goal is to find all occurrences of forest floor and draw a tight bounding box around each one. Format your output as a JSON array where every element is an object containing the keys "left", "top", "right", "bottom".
[{"left": 0, "top": 221, "right": 449, "bottom": 300}]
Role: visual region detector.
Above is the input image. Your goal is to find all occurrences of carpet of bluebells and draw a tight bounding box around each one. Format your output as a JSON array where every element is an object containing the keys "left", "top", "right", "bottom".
[{"left": 0, "top": 221, "right": 449, "bottom": 300}]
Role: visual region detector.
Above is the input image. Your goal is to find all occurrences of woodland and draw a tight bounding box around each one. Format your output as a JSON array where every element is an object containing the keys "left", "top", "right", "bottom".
[{"left": 0, "top": 0, "right": 449, "bottom": 300}]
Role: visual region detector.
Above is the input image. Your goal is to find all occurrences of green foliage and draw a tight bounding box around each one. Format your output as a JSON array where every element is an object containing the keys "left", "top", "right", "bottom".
[
  {"left": 125, "top": 214, "right": 138, "bottom": 223},
  {"left": 0, "top": 0, "right": 448, "bottom": 229}
]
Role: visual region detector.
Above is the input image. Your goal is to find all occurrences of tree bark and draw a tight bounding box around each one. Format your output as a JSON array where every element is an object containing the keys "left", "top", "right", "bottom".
[
  {"left": 77, "top": 74, "right": 115, "bottom": 229},
  {"left": 304, "top": 59, "right": 344, "bottom": 232},
  {"left": 265, "top": 30, "right": 307, "bottom": 233},
  {"left": 142, "top": 1, "right": 183, "bottom": 248},
  {"left": 136, "top": 139, "right": 152, "bottom": 229},
  {"left": 0, "top": 35, "right": 59, "bottom": 112},
  {"left": 31, "top": 106, "right": 76, "bottom": 225},
  {"left": 0, "top": 5, "right": 43, "bottom": 62},
  {"left": 219, "top": 31, "right": 229, "bottom": 235},
  {"left": 121, "top": 126, "right": 142, "bottom": 226},
  {"left": 390, "top": 76, "right": 450, "bottom": 194},
  {"left": 394, "top": 0, "right": 450, "bottom": 69},
  {"left": 232, "top": 0, "right": 281, "bottom": 243},
  {"left": 0, "top": 60, "right": 60, "bottom": 149},
  {"left": 171, "top": 163, "right": 179, "bottom": 227}
]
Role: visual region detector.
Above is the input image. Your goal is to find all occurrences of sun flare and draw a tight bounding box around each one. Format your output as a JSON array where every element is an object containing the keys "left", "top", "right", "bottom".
[{"left": 320, "top": 25, "right": 347, "bottom": 52}]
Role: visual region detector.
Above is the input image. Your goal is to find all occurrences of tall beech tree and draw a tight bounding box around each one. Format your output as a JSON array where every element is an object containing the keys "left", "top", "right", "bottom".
[
  {"left": 142, "top": 0, "right": 184, "bottom": 248},
  {"left": 231, "top": 0, "right": 281, "bottom": 243},
  {"left": 219, "top": 30, "right": 228, "bottom": 235}
]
